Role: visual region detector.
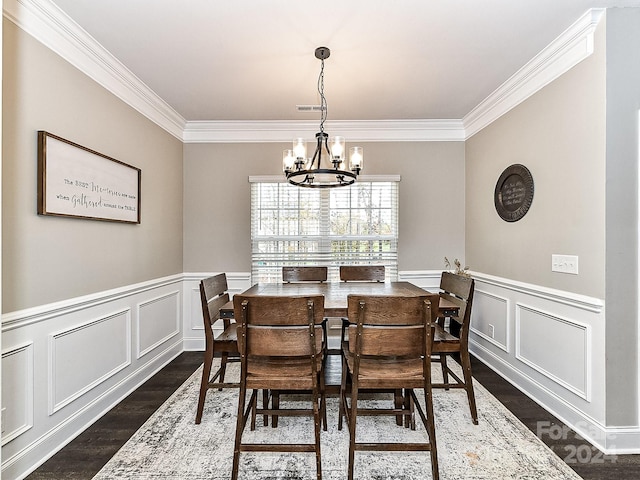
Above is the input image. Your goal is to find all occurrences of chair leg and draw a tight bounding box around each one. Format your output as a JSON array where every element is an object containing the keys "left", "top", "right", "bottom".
[
  {"left": 423, "top": 375, "right": 439, "bottom": 480},
  {"left": 460, "top": 349, "right": 479, "bottom": 425},
  {"left": 424, "top": 386, "right": 440, "bottom": 480},
  {"left": 312, "top": 387, "right": 323, "bottom": 480},
  {"left": 338, "top": 355, "right": 349, "bottom": 431},
  {"left": 319, "top": 373, "right": 327, "bottom": 431},
  {"left": 347, "top": 382, "right": 359, "bottom": 480},
  {"left": 262, "top": 389, "right": 269, "bottom": 427},
  {"left": 394, "top": 389, "right": 403, "bottom": 426},
  {"left": 404, "top": 389, "right": 416, "bottom": 430},
  {"left": 218, "top": 352, "right": 229, "bottom": 391},
  {"left": 272, "top": 391, "right": 280, "bottom": 428},
  {"left": 195, "top": 347, "right": 213, "bottom": 424},
  {"left": 231, "top": 382, "right": 249, "bottom": 480},
  {"left": 250, "top": 390, "right": 258, "bottom": 430},
  {"left": 440, "top": 354, "right": 450, "bottom": 390}
]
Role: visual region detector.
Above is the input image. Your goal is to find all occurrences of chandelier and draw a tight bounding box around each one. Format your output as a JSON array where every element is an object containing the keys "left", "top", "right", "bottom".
[{"left": 283, "top": 47, "right": 363, "bottom": 188}]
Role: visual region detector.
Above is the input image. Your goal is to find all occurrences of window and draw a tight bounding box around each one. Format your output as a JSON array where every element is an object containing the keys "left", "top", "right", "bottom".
[{"left": 250, "top": 177, "right": 399, "bottom": 283}]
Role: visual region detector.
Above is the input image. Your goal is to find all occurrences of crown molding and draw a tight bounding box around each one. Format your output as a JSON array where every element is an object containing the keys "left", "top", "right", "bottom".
[
  {"left": 5, "top": 1, "right": 604, "bottom": 143},
  {"left": 3, "top": 0, "right": 186, "bottom": 140},
  {"left": 462, "top": 8, "right": 604, "bottom": 139},
  {"left": 182, "top": 119, "right": 466, "bottom": 143}
]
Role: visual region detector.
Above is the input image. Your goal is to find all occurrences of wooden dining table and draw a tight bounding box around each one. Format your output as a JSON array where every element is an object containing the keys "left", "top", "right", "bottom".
[{"left": 220, "top": 281, "right": 458, "bottom": 318}]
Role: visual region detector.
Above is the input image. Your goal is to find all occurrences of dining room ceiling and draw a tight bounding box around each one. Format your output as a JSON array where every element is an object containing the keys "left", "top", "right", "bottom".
[{"left": 50, "top": 0, "right": 640, "bottom": 123}]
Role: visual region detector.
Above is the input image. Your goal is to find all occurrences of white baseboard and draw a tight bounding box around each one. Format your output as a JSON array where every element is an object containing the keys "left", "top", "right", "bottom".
[{"left": 183, "top": 337, "right": 205, "bottom": 352}]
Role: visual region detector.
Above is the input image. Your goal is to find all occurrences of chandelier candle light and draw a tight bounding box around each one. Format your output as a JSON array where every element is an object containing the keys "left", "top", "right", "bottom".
[{"left": 283, "top": 47, "right": 363, "bottom": 188}]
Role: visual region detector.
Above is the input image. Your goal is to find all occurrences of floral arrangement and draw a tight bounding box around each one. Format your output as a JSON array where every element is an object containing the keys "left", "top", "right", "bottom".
[{"left": 444, "top": 257, "right": 470, "bottom": 277}]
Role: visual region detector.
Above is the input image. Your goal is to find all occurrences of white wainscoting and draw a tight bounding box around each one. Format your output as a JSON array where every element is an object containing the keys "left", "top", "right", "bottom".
[
  {"left": 399, "top": 270, "right": 630, "bottom": 452},
  {"left": 3, "top": 270, "right": 636, "bottom": 480},
  {"left": 182, "top": 272, "right": 252, "bottom": 352},
  {"left": 466, "top": 272, "right": 614, "bottom": 453},
  {"left": 1, "top": 274, "right": 184, "bottom": 480}
]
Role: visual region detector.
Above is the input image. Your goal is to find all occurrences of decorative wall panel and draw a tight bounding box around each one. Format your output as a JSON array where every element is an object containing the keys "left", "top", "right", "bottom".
[
  {"left": 137, "top": 291, "right": 180, "bottom": 358},
  {"left": 1, "top": 343, "right": 34, "bottom": 445},
  {"left": 49, "top": 309, "right": 131, "bottom": 414},
  {"left": 470, "top": 290, "right": 509, "bottom": 352},
  {"left": 516, "top": 303, "right": 590, "bottom": 400}
]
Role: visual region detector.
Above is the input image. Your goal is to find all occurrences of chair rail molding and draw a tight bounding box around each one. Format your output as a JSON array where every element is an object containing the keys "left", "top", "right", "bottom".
[
  {"left": 469, "top": 271, "right": 604, "bottom": 313},
  {"left": 1, "top": 273, "right": 184, "bottom": 332},
  {"left": 397, "top": 270, "right": 443, "bottom": 291}
]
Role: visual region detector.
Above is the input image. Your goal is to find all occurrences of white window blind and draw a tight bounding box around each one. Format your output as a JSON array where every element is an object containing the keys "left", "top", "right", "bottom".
[{"left": 250, "top": 180, "right": 399, "bottom": 283}]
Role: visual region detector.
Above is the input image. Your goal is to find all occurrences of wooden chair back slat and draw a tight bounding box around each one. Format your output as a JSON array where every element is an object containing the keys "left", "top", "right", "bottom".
[
  {"left": 346, "top": 295, "right": 427, "bottom": 325},
  {"left": 200, "top": 274, "right": 230, "bottom": 323},
  {"left": 233, "top": 295, "right": 325, "bottom": 326},
  {"left": 340, "top": 265, "right": 385, "bottom": 282},
  {"left": 205, "top": 291, "right": 230, "bottom": 324},
  {"left": 345, "top": 293, "right": 439, "bottom": 356},
  {"left": 201, "top": 273, "right": 229, "bottom": 302},
  {"left": 246, "top": 326, "right": 324, "bottom": 356},
  {"left": 347, "top": 324, "right": 424, "bottom": 356},
  {"left": 282, "top": 266, "right": 328, "bottom": 283},
  {"left": 439, "top": 272, "right": 474, "bottom": 327}
]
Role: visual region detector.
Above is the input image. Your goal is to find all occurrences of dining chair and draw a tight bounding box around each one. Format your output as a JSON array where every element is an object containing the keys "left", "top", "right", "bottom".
[
  {"left": 231, "top": 294, "right": 326, "bottom": 480},
  {"left": 432, "top": 271, "right": 478, "bottom": 424},
  {"left": 283, "top": 266, "right": 328, "bottom": 283},
  {"left": 338, "top": 294, "right": 440, "bottom": 480},
  {"left": 339, "top": 265, "right": 385, "bottom": 282},
  {"left": 195, "top": 273, "right": 239, "bottom": 424}
]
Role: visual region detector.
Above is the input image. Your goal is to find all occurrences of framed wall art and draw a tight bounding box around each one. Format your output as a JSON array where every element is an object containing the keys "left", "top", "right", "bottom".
[
  {"left": 37, "top": 131, "right": 141, "bottom": 224},
  {"left": 494, "top": 164, "right": 534, "bottom": 222}
]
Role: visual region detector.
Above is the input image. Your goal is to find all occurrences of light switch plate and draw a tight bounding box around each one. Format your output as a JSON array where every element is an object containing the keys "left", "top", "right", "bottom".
[{"left": 552, "top": 254, "right": 579, "bottom": 274}]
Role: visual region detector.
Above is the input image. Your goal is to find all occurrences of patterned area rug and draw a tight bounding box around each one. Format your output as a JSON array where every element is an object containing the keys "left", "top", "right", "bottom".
[{"left": 92, "top": 360, "right": 581, "bottom": 479}]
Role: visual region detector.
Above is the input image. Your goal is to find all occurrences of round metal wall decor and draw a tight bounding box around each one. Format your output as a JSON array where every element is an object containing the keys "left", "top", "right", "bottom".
[{"left": 494, "top": 164, "right": 534, "bottom": 222}]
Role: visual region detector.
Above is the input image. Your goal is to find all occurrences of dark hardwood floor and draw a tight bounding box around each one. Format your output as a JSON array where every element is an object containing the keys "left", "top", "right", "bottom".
[{"left": 27, "top": 351, "right": 640, "bottom": 479}]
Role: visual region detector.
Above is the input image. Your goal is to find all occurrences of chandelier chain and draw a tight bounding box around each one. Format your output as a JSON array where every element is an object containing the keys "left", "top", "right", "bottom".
[{"left": 318, "top": 58, "right": 327, "bottom": 134}]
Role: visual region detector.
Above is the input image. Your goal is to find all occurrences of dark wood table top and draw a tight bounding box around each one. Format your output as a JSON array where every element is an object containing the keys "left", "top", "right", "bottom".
[{"left": 220, "top": 281, "right": 458, "bottom": 318}]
